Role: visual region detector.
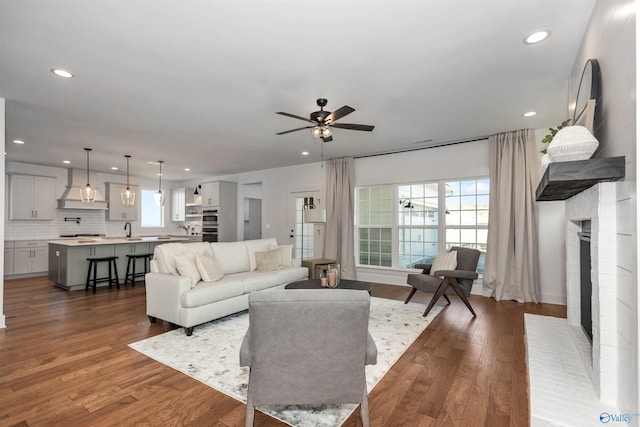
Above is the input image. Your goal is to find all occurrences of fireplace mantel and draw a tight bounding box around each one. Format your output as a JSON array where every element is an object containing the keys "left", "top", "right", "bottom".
[{"left": 536, "top": 156, "right": 625, "bottom": 201}]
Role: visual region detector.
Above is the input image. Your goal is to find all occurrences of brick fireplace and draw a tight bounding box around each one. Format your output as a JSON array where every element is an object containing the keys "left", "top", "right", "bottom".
[{"left": 565, "top": 181, "right": 618, "bottom": 403}]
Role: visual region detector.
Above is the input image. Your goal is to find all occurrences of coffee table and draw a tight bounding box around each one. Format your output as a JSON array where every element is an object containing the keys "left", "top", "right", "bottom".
[{"left": 285, "top": 279, "right": 372, "bottom": 295}]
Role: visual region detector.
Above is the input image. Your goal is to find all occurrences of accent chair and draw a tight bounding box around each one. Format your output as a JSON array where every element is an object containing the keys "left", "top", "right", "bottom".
[
  {"left": 405, "top": 246, "right": 480, "bottom": 317},
  {"left": 239, "top": 289, "right": 377, "bottom": 427}
]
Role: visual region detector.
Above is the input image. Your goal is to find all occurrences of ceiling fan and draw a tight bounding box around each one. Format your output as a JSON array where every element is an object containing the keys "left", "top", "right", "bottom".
[{"left": 276, "top": 98, "right": 375, "bottom": 142}]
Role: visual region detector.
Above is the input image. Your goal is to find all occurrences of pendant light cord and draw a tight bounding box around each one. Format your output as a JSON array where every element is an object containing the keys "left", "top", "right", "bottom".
[{"left": 85, "top": 148, "right": 91, "bottom": 185}]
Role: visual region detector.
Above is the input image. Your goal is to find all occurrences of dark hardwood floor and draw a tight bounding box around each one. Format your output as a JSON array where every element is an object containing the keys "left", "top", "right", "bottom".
[{"left": 0, "top": 276, "right": 566, "bottom": 426}]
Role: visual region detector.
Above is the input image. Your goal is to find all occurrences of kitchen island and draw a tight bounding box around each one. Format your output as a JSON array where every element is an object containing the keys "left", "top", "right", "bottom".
[{"left": 48, "top": 236, "right": 190, "bottom": 291}]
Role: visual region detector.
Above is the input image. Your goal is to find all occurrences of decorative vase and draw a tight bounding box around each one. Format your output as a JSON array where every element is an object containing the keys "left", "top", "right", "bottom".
[
  {"left": 541, "top": 153, "right": 551, "bottom": 169},
  {"left": 547, "top": 125, "right": 599, "bottom": 162}
]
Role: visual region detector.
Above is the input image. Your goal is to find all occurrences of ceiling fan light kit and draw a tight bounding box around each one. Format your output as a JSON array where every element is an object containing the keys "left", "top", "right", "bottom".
[{"left": 277, "top": 98, "right": 374, "bottom": 143}]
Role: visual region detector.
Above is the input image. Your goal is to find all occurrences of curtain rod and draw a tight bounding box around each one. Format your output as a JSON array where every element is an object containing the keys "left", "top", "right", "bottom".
[{"left": 353, "top": 136, "right": 489, "bottom": 159}]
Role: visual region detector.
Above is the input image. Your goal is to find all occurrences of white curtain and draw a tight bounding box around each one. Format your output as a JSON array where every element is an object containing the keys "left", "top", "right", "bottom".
[
  {"left": 323, "top": 157, "right": 357, "bottom": 279},
  {"left": 482, "top": 129, "right": 541, "bottom": 303}
]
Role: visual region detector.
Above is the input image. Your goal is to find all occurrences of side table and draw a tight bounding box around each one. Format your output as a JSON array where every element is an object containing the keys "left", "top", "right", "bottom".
[{"left": 301, "top": 258, "right": 337, "bottom": 279}]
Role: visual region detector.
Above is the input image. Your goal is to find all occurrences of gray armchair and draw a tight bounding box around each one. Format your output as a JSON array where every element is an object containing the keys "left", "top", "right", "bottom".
[
  {"left": 405, "top": 246, "right": 480, "bottom": 317},
  {"left": 240, "top": 289, "right": 377, "bottom": 427}
]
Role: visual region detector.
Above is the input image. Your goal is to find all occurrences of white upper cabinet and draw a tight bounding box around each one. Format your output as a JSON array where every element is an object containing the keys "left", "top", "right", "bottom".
[
  {"left": 171, "top": 188, "right": 186, "bottom": 221},
  {"left": 9, "top": 174, "right": 55, "bottom": 220},
  {"left": 105, "top": 182, "right": 138, "bottom": 221},
  {"left": 200, "top": 182, "right": 220, "bottom": 207}
]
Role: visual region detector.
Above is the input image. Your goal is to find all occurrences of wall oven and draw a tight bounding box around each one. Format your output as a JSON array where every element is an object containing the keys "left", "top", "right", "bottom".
[{"left": 202, "top": 209, "right": 219, "bottom": 242}]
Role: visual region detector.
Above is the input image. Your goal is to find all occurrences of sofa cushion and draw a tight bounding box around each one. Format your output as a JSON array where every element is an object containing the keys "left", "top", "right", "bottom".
[
  {"left": 195, "top": 254, "right": 225, "bottom": 282},
  {"left": 174, "top": 253, "right": 201, "bottom": 288},
  {"left": 269, "top": 244, "right": 294, "bottom": 267},
  {"left": 271, "top": 266, "right": 309, "bottom": 285},
  {"left": 180, "top": 279, "right": 245, "bottom": 308},
  {"left": 237, "top": 271, "right": 280, "bottom": 293},
  {"left": 255, "top": 249, "right": 282, "bottom": 272},
  {"left": 246, "top": 238, "right": 278, "bottom": 271},
  {"left": 211, "top": 241, "right": 252, "bottom": 274},
  {"left": 153, "top": 243, "right": 186, "bottom": 274},
  {"left": 184, "top": 242, "right": 214, "bottom": 258}
]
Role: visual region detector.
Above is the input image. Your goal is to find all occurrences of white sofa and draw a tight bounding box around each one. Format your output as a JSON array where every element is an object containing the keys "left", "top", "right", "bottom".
[{"left": 145, "top": 237, "right": 308, "bottom": 335}]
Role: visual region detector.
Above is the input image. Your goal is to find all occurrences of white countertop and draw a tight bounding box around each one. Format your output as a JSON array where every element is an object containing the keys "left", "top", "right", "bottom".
[{"left": 48, "top": 236, "right": 191, "bottom": 246}]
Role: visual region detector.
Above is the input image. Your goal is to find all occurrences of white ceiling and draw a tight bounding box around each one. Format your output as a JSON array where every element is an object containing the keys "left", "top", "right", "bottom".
[{"left": 0, "top": 0, "right": 596, "bottom": 181}]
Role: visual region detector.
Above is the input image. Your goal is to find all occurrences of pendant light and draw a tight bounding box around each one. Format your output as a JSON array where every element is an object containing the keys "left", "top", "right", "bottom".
[
  {"left": 154, "top": 160, "right": 165, "bottom": 206},
  {"left": 120, "top": 155, "right": 135, "bottom": 206},
  {"left": 80, "top": 148, "right": 96, "bottom": 203}
]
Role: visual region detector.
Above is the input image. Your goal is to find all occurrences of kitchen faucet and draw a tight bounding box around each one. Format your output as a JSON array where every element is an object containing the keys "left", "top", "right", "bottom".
[{"left": 124, "top": 221, "right": 132, "bottom": 238}]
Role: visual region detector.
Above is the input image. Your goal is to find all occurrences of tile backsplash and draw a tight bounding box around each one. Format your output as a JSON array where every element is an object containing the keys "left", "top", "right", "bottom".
[{"left": 4, "top": 208, "right": 175, "bottom": 241}]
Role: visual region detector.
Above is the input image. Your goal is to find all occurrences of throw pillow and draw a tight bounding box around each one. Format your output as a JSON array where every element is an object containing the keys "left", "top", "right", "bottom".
[
  {"left": 174, "top": 253, "right": 201, "bottom": 288},
  {"left": 255, "top": 248, "right": 282, "bottom": 272},
  {"left": 195, "top": 254, "right": 225, "bottom": 282},
  {"left": 429, "top": 250, "right": 458, "bottom": 277},
  {"left": 269, "top": 244, "right": 294, "bottom": 267}
]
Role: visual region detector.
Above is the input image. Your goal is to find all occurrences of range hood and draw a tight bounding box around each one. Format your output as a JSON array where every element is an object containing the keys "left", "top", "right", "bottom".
[{"left": 57, "top": 168, "right": 109, "bottom": 210}]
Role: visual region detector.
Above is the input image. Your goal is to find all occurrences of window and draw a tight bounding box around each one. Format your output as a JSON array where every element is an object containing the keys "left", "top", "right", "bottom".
[
  {"left": 356, "top": 178, "right": 489, "bottom": 273},
  {"left": 357, "top": 186, "right": 393, "bottom": 267},
  {"left": 140, "top": 189, "right": 164, "bottom": 227}
]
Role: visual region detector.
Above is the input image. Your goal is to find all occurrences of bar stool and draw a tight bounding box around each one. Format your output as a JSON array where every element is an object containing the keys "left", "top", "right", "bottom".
[
  {"left": 125, "top": 253, "right": 152, "bottom": 286},
  {"left": 85, "top": 256, "right": 119, "bottom": 294}
]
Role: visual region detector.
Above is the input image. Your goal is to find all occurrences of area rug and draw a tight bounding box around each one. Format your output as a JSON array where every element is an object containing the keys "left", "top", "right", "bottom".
[{"left": 129, "top": 297, "right": 442, "bottom": 427}]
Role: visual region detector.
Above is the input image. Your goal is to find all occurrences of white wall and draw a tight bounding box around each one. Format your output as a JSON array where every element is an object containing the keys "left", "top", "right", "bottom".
[{"left": 569, "top": 0, "right": 637, "bottom": 412}]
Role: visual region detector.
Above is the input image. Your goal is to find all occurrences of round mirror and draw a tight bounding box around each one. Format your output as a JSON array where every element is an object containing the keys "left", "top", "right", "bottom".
[{"left": 573, "top": 59, "right": 600, "bottom": 124}]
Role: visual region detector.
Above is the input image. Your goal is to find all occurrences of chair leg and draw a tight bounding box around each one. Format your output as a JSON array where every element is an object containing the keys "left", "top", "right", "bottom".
[
  {"left": 422, "top": 280, "right": 449, "bottom": 317},
  {"left": 92, "top": 260, "right": 98, "bottom": 294},
  {"left": 245, "top": 392, "right": 255, "bottom": 427},
  {"left": 132, "top": 258, "right": 137, "bottom": 287},
  {"left": 448, "top": 278, "right": 477, "bottom": 317},
  {"left": 404, "top": 287, "right": 418, "bottom": 304},
  {"left": 125, "top": 257, "right": 132, "bottom": 286},
  {"left": 360, "top": 386, "right": 370, "bottom": 427},
  {"left": 85, "top": 260, "right": 93, "bottom": 292},
  {"left": 443, "top": 294, "right": 451, "bottom": 304},
  {"left": 113, "top": 259, "right": 120, "bottom": 289}
]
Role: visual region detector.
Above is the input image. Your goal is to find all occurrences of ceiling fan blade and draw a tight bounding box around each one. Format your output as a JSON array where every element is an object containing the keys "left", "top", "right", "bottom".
[
  {"left": 276, "top": 126, "right": 314, "bottom": 135},
  {"left": 276, "top": 112, "right": 315, "bottom": 123},
  {"left": 322, "top": 135, "right": 333, "bottom": 143},
  {"left": 325, "top": 106, "right": 355, "bottom": 123},
  {"left": 331, "top": 123, "right": 375, "bottom": 132}
]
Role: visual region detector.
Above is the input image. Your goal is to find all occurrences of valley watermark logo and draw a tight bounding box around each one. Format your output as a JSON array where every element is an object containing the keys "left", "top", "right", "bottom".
[{"left": 599, "top": 411, "right": 640, "bottom": 424}]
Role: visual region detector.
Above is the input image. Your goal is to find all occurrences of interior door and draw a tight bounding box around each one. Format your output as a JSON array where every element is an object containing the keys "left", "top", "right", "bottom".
[{"left": 288, "top": 190, "right": 320, "bottom": 260}]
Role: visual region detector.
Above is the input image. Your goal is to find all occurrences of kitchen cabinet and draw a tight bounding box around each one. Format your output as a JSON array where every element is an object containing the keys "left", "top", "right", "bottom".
[
  {"left": 105, "top": 182, "right": 138, "bottom": 221},
  {"left": 200, "top": 181, "right": 235, "bottom": 209},
  {"left": 200, "top": 181, "right": 226, "bottom": 207},
  {"left": 170, "top": 187, "right": 194, "bottom": 221},
  {"left": 13, "top": 240, "right": 49, "bottom": 275},
  {"left": 4, "top": 241, "right": 14, "bottom": 276},
  {"left": 50, "top": 244, "right": 115, "bottom": 290},
  {"left": 201, "top": 181, "right": 237, "bottom": 242},
  {"left": 9, "top": 174, "right": 55, "bottom": 220}
]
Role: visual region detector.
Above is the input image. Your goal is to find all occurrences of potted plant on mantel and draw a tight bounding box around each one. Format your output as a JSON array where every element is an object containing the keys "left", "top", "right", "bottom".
[{"left": 541, "top": 119, "right": 572, "bottom": 154}]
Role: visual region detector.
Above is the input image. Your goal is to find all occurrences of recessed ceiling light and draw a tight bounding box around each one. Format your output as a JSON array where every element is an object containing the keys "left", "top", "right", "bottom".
[
  {"left": 51, "top": 68, "right": 74, "bottom": 78},
  {"left": 13, "top": 139, "right": 24, "bottom": 144},
  {"left": 523, "top": 111, "right": 537, "bottom": 117},
  {"left": 301, "top": 151, "right": 309, "bottom": 156},
  {"left": 184, "top": 168, "right": 191, "bottom": 171},
  {"left": 524, "top": 30, "right": 550, "bottom": 44},
  {"left": 111, "top": 166, "right": 118, "bottom": 170},
  {"left": 63, "top": 160, "right": 71, "bottom": 164}
]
